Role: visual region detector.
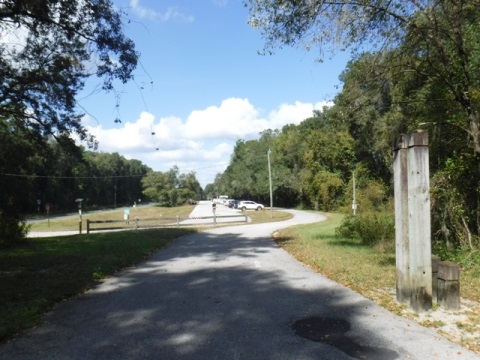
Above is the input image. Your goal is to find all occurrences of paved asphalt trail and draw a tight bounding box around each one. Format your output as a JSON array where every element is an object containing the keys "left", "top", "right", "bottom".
[{"left": 1, "top": 204, "right": 479, "bottom": 359}]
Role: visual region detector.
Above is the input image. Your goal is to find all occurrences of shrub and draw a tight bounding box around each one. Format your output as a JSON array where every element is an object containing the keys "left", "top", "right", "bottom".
[
  {"left": 0, "top": 212, "right": 30, "bottom": 247},
  {"left": 336, "top": 211, "right": 395, "bottom": 247}
]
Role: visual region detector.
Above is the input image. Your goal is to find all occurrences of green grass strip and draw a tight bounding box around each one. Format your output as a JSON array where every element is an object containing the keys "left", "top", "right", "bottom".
[{"left": 0, "top": 228, "right": 195, "bottom": 343}]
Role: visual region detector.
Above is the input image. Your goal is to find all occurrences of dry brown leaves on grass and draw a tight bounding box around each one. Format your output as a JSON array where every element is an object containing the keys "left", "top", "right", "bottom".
[{"left": 272, "top": 228, "right": 480, "bottom": 354}]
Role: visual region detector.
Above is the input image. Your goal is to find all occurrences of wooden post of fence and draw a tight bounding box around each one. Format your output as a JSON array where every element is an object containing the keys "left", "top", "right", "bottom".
[
  {"left": 437, "top": 261, "right": 460, "bottom": 310},
  {"left": 135, "top": 217, "right": 139, "bottom": 230},
  {"left": 87, "top": 219, "right": 90, "bottom": 235},
  {"left": 176, "top": 215, "right": 180, "bottom": 226},
  {"left": 432, "top": 255, "right": 441, "bottom": 303},
  {"left": 394, "top": 134, "right": 410, "bottom": 304},
  {"left": 394, "top": 131, "right": 432, "bottom": 312}
]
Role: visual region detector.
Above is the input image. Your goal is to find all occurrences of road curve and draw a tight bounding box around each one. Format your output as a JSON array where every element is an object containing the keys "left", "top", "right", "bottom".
[{"left": 1, "top": 208, "right": 477, "bottom": 359}]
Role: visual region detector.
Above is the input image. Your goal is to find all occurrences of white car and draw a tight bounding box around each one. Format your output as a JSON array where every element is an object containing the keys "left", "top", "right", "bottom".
[{"left": 238, "top": 200, "right": 264, "bottom": 211}]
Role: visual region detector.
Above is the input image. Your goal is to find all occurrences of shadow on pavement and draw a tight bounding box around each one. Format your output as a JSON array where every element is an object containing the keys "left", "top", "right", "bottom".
[{"left": 0, "top": 229, "right": 425, "bottom": 359}]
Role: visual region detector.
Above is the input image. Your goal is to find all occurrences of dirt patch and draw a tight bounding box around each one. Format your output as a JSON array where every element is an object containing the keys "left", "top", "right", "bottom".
[{"left": 379, "top": 288, "right": 480, "bottom": 353}]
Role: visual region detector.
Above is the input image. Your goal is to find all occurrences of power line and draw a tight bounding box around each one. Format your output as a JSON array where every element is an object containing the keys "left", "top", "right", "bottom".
[
  {"left": 0, "top": 163, "right": 228, "bottom": 180},
  {"left": 178, "top": 163, "right": 228, "bottom": 173},
  {"left": 0, "top": 173, "right": 144, "bottom": 179}
]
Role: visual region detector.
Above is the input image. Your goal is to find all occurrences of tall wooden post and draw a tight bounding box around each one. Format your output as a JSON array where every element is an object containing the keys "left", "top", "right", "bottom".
[
  {"left": 393, "top": 134, "right": 409, "bottom": 303},
  {"left": 407, "top": 131, "right": 432, "bottom": 311},
  {"left": 394, "top": 131, "right": 432, "bottom": 312}
]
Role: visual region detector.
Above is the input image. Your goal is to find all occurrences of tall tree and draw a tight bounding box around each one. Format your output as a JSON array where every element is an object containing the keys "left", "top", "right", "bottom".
[
  {"left": 142, "top": 167, "right": 202, "bottom": 207},
  {"left": 0, "top": 0, "right": 138, "bottom": 145},
  {"left": 0, "top": 0, "right": 139, "bottom": 244},
  {"left": 245, "top": 0, "right": 480, "bottom": 155},
  {"left": 218, "top": 131, "right": 275, "bottom": 203}
]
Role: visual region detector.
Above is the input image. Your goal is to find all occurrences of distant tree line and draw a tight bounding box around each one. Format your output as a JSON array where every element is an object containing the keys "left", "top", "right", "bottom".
[
  {"left": 31, "top": 145, "right": 151, "bottom": 212},
  {"left": 209, "top": 0, "right": 480, "bottom": 252},
  {"left": 211, "top": 5, "right": 480, "bottom": 250},
  {"left": 142, "top": 166, "right": 203, "bottom": 207},
  {"left": 0, "top": 137, "right": 204, "bottom": 246},
  {"left": 1, "top": 142, "right": 204, "bottom": 216}
]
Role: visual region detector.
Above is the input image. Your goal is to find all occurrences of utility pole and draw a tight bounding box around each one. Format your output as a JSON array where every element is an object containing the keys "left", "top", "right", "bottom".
[{"left": 268, "top": 149, "right": 273, "bottom": 218}]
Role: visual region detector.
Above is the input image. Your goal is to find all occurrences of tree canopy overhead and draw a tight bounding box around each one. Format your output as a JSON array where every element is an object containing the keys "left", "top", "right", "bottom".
[
  {"left": 0, "top": 0, "right": 139, "bottom": 146},
  {"left": 245, "top": 0, "right": 480, "bottom": 155},
  {"left": 245, "top": 0, "right": 425, "bottom": 55}
]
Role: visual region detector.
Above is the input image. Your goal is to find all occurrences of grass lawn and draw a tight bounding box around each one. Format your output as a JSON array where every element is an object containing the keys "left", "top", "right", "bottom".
[
  {"left": 273, "top": 212, "right": 480, "bottom": 353},
  {"left": 245, "top": 209, "right": 293, "bottom": 223},
  {"left": 0, "top": 227, "right": 196, "bottom": 343},
  {"left": 6, "top": 209, "right": 479, "bottom": 351},
  {"left": 273, "top": 213, "right": 397, "bottom": 309},
  {"left": 1, "top": 206, "right": 293, "bottom": 343},
  {"left": 29, "top": 204, "right": 195, "bottom": 232}
]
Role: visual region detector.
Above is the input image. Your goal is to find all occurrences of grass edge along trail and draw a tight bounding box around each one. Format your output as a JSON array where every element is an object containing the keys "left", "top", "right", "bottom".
[
  {"left": 273, "top": 213, "right": 480, "bottom": 354},
  {"left": 29, "top": 204, "right": 195, "bottom": 232},
  {"left": 273, "top": 213, "right": 399, "bottom": 311},
  {"left": 0, "top": 227, "right": 195, "bottom": 344},
  {"left": 29, "top": 205, "right": 293, "bottom": 232}
]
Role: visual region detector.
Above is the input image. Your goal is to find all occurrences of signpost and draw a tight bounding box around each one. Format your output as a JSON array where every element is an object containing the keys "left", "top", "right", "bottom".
[
  {"left": 268, "top": 149, "right": 273, "bottom": 218},
  {"left": 75, "top": 198, "right": 83, "bottom": 234},
  {"left": 45, "top": 203, "right": 51, "bottom": 228},
  {"left": 352, "top": 171, "right": 357, "bottom": 215}
]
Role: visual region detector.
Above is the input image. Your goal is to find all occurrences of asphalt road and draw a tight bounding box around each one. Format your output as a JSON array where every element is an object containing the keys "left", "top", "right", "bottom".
[{"left": 1, "top": 206, "right": 478, "bottom": 359}]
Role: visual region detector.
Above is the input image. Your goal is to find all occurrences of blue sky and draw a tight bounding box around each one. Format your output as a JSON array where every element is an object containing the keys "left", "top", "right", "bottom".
[{"left": 77, "top": 0, "right": 351, "bottom": 187}]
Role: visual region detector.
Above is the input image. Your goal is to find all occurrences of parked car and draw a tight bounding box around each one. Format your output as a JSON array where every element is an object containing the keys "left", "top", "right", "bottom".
[
  {"left": 238, "top": 200, "right": 264, "bottom": 211},
  {"left": 228, "top": 200, "right": 238, "bottom": 209}
]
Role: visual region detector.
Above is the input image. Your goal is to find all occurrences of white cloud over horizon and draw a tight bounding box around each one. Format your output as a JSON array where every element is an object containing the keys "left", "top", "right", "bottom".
[{"left": 81, "top": 97, "right": 332, "bottom": 187}]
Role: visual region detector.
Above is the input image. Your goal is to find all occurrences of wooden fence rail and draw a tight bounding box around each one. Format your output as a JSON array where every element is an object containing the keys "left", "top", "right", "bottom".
[{"left": 86, "top": 214, "right": 248, "bottom": 234}]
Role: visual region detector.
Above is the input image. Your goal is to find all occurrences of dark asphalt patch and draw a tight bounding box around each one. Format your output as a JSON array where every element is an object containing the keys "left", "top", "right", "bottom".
[{"left": 291, "top": 316, "right": 399, "bottom": 360}]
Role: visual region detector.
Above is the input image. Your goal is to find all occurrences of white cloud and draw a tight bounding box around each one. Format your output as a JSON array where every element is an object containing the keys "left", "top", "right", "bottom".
[
  {"left": 80, "top": 98, "right": 329, "bottom": 187},
  {"left": 129, "top": 0, "right": 158, "bottom": 19},
  {"left": 212, "top": 0, "right": 229, "bottom": 6},
  {"left": 267, "top": 100, "right": 333, "bottom": 129},
  {"left": 159, "top": 7, "right": 194, "bottom": 23},
  {"left": 129, "top": 0, "right": 194, "bottom": 22},
  {"left": 184, "top": 98, "right": 262, "bottom": 140}
]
